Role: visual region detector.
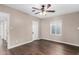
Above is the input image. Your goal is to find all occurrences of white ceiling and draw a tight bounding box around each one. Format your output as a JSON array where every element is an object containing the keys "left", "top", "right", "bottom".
[{"left": 5, "top": 4, "right": 79, "bottom": 19}]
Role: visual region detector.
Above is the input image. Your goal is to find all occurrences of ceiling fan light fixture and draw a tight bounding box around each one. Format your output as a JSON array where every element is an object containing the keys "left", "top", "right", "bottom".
[
  {"left": 39, "top": 11, "right": 47, "bottom": 16},
  {"left": 43, "top": 11, "right": 47, "bottom": 16}
]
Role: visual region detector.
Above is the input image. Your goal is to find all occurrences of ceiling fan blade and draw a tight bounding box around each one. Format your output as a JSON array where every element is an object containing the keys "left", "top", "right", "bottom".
[
  {"left": 32, "top": 10, "right": 36, "bottom": 12},
  {"left": 46, "top": 10, "right": 55, "bottom": 12},
  {"left": 47, "top": 4, "right": 51, "bottom": 9},
  {"left": 32, "top": 7, "right": 40, "bottom": 10},
  {"left": 35, "top": 12, "right": 40, "bottom": 14}
]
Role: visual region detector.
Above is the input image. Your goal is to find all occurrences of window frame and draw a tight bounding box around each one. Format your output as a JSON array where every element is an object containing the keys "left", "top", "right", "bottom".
[{"left": 50, "top": 20, "right": 62, "bottom": 36}]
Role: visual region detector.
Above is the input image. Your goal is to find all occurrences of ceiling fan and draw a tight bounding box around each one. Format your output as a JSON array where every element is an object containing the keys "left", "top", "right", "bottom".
[{"left": 32, "top": 4, "right": 55, "bottom": 15}]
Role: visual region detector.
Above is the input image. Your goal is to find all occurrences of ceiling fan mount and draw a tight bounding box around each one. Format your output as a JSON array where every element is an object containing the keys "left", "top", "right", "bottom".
[{"left": 32, "top": 4, "right": 55, "bottom": 15}]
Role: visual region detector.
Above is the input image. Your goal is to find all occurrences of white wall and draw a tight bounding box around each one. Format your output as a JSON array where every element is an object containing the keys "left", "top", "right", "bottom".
[
  {"left": 0, "top": 5, "right": 40, "bottom": 49},
  {"left": 40, "top": 12, "right": 79, "bottom": 46}
]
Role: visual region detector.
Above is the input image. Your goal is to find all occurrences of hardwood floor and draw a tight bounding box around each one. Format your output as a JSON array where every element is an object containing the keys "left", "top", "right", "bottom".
[
  {"left": 0, "top": 39, "right": 79, "bottom": 55},
  {"left": 9, "top": 39, "right": 79, "bottom": 55}
]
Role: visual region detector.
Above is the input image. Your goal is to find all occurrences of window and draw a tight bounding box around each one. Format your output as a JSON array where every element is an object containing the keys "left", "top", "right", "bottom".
[{"left": 50, "top": 20, "right": 62, "bottom": 36}]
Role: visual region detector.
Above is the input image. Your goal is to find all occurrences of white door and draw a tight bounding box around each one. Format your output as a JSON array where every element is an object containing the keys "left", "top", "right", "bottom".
[
  {"left": 32, "top": 21, "right": 39, "bottom": 40},
  {"left": 0, "top": 12, "right": 9, "bottom": 41}
]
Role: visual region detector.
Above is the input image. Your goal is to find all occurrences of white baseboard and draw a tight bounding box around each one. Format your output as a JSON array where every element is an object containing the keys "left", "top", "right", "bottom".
[
  {"left": 8, "top": 39, "right": 79, "bottom": 49},
  {"left": 44, "top": 39, "right": 79, "bottom": 47},
  {"left": 8, "top": 39, "right": 40, "bottom": 49},
  {"left": 8, "top": 40, "right": 34, "bottom": 49}
]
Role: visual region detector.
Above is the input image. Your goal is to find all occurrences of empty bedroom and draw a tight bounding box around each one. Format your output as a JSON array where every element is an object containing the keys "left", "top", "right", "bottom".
[{"left": 0, "top": 4, "right": 79, "bottom": 55}]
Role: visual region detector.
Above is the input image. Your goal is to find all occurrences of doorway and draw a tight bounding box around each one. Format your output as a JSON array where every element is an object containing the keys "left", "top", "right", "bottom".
[
  {"left": 32, "top": 21, "right": 39, "bottom": 40},
  {"left": 0, "top": 12, "right": 9, "bottom": 48}
]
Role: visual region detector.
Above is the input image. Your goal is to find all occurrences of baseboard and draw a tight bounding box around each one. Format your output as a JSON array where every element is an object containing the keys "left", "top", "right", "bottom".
[
  {"left": 43, "top": 39, "right": 79, "bottom": 47},
  {"left": 8, "top": 39, "right": 79, "bottom": 49},
  {"left": 8, "top": 39, "right": 40, "bottom": 49},
  {"left": 8, "top": 40, "right": 34, "bottom": 49}
]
